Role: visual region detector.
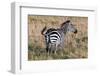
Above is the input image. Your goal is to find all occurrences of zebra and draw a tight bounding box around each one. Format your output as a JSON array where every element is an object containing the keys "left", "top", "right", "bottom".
[{"left": 41, "top": 20, "right": 77, "bottom": 54}]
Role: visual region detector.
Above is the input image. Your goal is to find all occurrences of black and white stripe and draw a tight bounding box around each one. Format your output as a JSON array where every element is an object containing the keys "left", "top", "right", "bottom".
[{"left": 46, "top": 31, "right": 61, "bottom": 44}]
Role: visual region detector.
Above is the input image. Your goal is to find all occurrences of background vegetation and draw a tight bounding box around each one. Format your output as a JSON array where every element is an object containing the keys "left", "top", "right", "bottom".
[{"left": 28, "top": 15, "right": 88, "bottom": 60}]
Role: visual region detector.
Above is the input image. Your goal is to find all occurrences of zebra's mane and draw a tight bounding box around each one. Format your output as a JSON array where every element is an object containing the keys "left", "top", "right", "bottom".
[
  {"left": 60, "top": 20, "right": 70, "bottom": 34},
  {"left": 61, "top": 20, "right": 70, "bottom": 26}
]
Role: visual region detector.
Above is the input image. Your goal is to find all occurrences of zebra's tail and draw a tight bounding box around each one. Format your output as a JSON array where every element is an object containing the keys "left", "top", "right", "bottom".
[{"left": 41, "top": 26, "right": 47, "bottom": 35}]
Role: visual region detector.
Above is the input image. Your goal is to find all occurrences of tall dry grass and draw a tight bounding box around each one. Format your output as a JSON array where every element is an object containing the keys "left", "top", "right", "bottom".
[{"left": 28, "top": 15, "right": 88, "bottom": 60}]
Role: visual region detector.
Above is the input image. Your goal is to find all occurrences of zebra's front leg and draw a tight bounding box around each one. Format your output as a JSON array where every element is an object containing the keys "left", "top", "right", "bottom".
[{"left": 46, "top": 46, "right": 49, "bottom": 54}]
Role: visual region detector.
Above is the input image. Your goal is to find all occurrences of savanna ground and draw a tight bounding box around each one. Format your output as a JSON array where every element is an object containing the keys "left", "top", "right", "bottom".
[{"left": 28, "top": 15, "right": 88, "bottom": 60}]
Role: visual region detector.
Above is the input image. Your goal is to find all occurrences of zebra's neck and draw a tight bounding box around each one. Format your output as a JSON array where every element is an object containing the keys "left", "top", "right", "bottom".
[{"left": 60, "top": 25, "right": 67, "bottom": 34}]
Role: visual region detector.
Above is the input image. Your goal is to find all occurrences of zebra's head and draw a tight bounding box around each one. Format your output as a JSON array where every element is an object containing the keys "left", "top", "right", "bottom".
[{"left": 60, "top": 20, "right": 77, "bottom": 34}]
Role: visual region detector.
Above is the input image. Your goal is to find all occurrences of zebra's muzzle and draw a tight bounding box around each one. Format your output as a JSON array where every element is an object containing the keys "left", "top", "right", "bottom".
[{"left": 74, "top": 29, "right": 77, "bottom": 34}]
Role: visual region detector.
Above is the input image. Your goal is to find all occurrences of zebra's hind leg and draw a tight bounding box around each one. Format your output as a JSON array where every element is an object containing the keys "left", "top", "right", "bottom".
[
  {"left": 46, "top": 43, "right": 52, "bottom": 55},
  {"left": 49, "top": 43, "right": 53, "bottom": 55},
  {"left": 46, "top": 46, "right": 49, "bottom": 54},
  {"left": 54, "top": 45, "right": 57, "bottom": 55},
  {"left": 51, "top": 44, "right": 57, "bottom": 55},
  {"left": 50, "top": 44, "right": 55, "bottom": 54},
  {"left": 55, "top": 44, "right": 58, "bottom": 54},
  {"left": 46, "top": 43, "right": 49, "bottom": 55}
]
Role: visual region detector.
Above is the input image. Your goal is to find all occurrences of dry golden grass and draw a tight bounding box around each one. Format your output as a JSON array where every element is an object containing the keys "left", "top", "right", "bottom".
[{"left": 28, "top": 15, "right": 88, "bottom": 60}]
